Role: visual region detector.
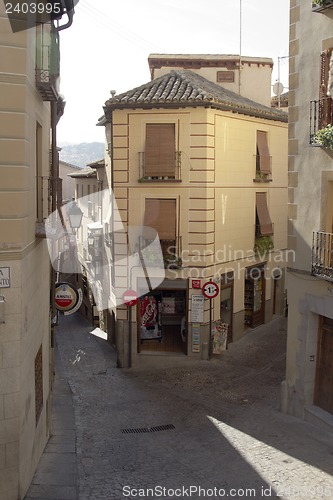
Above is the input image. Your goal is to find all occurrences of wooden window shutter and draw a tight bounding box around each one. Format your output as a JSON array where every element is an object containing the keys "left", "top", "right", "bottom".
[
  {"left": 256, "top": 193, "right": 273, "bottom": 236},
  {"left": 319, "top": 49, "right": 333, "bottom": 128},
  {"left": 256, "top": 131, "right": 271, "bottom": 173},
  {"left": 145, "top": 124, "right": 175, "bottom": 177},
  {"left": 144, "top": 199, "right": 176, "bottom": 240}
]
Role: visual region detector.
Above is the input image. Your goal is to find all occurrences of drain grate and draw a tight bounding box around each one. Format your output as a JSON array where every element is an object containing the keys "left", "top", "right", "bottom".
[{"left": 121, "top": 424, "right": 175, "bottom": 434}]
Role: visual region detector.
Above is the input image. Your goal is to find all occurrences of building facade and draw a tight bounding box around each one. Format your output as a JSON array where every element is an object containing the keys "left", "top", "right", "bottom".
[
  {"left": 0, "top": 5, "right": 73, "bottom": 498},
  {"left": 94, "top": 59, "right": 288, "bottom": 367},
  {"left": 281, "top": 0, "right": 333, "bottom": 426},
  {"left": 59, "top": 159, "right": 82, "bottom": 204}
]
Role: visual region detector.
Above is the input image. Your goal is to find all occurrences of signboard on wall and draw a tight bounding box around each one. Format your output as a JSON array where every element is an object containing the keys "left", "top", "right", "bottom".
[
  {"left": 0, "top": 267, "right": 10, "bottom": 288},
  {"left": 191, "top": 295, "right": 204, "bottom": 323},
  {"left": 192, "top": 323, "right": 201, "bottom": 353}
]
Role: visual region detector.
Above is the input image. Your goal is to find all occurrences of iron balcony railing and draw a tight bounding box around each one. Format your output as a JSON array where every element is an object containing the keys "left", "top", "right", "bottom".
[
  {"left": 138, "top": 151, "right": 182, "bottom": 181},
  {"left": 35, "top": 27, "right": 60, "bottom": 101},
  {"left": 312, "top": 1, "right": 333, "bottom": 12},
  {"left": 253, "top": 155, "right": 272, "bottom": 182},
  {"left": 139, "top": 235, "right": 182, "bottom": 269},
  {"left": 312, "top": 231, "right": 333, "bottom": 280},
  {"left": 310, "top": 97, "right": 333, "bottom": 144}
]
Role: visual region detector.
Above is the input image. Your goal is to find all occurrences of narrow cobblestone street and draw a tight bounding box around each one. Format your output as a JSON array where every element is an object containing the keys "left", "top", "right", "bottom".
[{"left": 26, "top": 314, "right": 333, "bottom": 500}]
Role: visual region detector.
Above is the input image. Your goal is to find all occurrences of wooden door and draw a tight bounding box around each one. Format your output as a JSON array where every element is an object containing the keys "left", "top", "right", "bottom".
[{"left": 315, "top": 316, "right": 333, "bottom": 414}]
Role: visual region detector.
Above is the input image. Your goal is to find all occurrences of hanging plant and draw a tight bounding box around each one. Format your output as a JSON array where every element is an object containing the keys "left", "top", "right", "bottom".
[
  {"left": 314, "top": 124, "right": 333, "bottom": 149},
  {"left": 312, "top": 0, "right": 333, "bottom": 6},
  {"left": 254, "top": 236, "right": 274, "bottom": 256}
]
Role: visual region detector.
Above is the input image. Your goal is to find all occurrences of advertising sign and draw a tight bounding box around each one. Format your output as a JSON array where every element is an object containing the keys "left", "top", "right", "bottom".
[
  {"left": 55, "top": 282, "right": 82, "bottom": 314},
  {"left": 191, "top": 295, "right": 204, "bottom": 323},
  {"left": 0, "top": 267, "right": 10, "bottom": 288}
]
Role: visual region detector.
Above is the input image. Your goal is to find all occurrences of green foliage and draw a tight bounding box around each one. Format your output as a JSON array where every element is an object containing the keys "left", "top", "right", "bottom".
[
  {"left": 314, "top": 125, "right": 333, "bottom": 149},
  {"left": 164, "top": 255, "right": 182, "bottom": 269},
  {"left": 313, "top": 0, "right": 332, "bottom": 6},
  {"left": 254, "top": 236, "right": 274, "bottom": 256}
]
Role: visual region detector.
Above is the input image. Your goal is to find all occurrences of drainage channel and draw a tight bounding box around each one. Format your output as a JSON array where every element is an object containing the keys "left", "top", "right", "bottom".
[{"left": 121, "top": 424, "right": 175, "bottom": 434}]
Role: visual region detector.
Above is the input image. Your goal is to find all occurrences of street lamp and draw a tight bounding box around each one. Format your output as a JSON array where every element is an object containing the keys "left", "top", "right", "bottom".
[{"left": 67, "top": 198, "right": 83, "bottom": 230}]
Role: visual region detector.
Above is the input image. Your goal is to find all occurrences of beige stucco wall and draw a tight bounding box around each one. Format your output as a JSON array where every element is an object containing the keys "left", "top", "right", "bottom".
[
  {"left": 106, "top": 103, "right": 287, "bottom": 366},
  {"left": 0, "top": 4, "right": 52, "bottom": 498},
  {"left": 151, "top": 59, "right": 273, "bottom": 107},
  {"left": 283, "top": 0, "right": 333, "bottom": 419}
]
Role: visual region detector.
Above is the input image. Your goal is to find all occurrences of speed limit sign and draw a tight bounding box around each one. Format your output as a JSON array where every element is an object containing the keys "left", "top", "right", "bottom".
[{"left": 202, "top": 281, "right": 219, "bottom": 299}]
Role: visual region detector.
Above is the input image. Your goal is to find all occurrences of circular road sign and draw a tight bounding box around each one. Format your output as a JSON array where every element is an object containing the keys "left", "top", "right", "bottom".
[
  {"left": 123, "top": 289, "right": 139, "bottom": 307},
  {"left": 55, "top": 282, "right": 79, "bottom": 312},
  {"left": 202, "top": 281, "right": 219, "bottom": 299}
]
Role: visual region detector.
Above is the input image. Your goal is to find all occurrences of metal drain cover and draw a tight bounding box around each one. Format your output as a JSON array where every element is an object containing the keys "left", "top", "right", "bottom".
[{"left": 121, "top": 424, "right": 175, "bottom": 434}]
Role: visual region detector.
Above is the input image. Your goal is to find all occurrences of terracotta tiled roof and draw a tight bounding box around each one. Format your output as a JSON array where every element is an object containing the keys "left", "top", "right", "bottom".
[
  {"left": 103, "top": 70, "right": 287, "bottom": 123},
  {"left": 67, "top": 167, "right": 97, "bottom": 178}
]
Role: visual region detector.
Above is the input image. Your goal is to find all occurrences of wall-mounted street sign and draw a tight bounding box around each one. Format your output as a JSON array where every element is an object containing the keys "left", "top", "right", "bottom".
[
  {"left": 0, "top": 267, "right": 10, "bottom": 288},
  {"left": 55, "top": 282, "right": 82, "bottom": 314},
  {"left": 123, "top": 289, "right": 139, "bottom": 307},
  {"left": 202, "top": 281, "right": 219, "bottom": 299},
  {"left": 191, "top": 295, "right": 204, "bottom": 323}
]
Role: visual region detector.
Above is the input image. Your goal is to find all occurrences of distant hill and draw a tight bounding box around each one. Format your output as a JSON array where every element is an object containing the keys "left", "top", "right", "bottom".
[{"left": 59, "top": 142, "right": 104, "bottom": 168}]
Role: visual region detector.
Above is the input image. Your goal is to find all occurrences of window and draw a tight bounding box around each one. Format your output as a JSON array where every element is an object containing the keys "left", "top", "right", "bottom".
[
  {"left": 319, "top": 49, "right": 333, "bottom": 129},
  {"left": 34, "top": 345, "right": 43, "bottom": 426},
  {"left": 144, "top": 124, "right": 176, "bottom": 178},
  {"left": 143, "top": 198, "right": 177, "bottom": 257},
  {"left": 256, "top": 193, "right": 273, "bottom": 236},
  {"left": 256, "top": 131, "right": 271, "bottom": 180},
  {"left": 217, "top": 71, "right": 235, "bottom": 83},
  {"left": 36, "top": 122, "right": 43, "bottom": 222}
]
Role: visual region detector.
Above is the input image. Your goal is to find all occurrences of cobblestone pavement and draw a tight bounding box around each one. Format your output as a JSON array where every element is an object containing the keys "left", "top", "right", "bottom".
[{"left": 29, "top": 314, "right": 333, "bottom": 500}]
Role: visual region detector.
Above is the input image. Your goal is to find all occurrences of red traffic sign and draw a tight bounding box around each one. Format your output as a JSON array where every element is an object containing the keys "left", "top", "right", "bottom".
[
  {"left": 123, "top": 289, "right": 139, "bottom": 307},
  {"left": 202, "top": 281, "right": 219, "bottom": 299}
]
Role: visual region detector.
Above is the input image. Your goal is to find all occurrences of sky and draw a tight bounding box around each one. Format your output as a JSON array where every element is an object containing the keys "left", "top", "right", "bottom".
[{"left": 57, "top": 0, "right": 290, "bottom": 145}]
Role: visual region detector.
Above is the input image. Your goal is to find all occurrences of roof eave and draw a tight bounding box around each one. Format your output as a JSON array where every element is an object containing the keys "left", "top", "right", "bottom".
[{"left": 102, "top": 100, "right": 287, "bottom": 123}]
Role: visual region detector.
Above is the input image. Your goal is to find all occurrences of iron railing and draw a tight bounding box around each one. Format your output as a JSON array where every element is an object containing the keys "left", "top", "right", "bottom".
[
  {"left": 312, "top": 1, "right": 333, "bottom": 12},
  {"left": 35, "top": 27, "right": 60, "bottom": 101},
  {"left": 139, "top": 235, "right": 182, "bottom": 269},
  {"left": 312, "top": 231, "right": 333, "bottom": 280},
  {"left": 310, "top": 97, "right": 333, "bottom": 144},
  {"left": 138, "top": 151, "right": 182, "bottom": 181},
  {"left": 253, "top": 154, "right": 272, "bottom": 182}
]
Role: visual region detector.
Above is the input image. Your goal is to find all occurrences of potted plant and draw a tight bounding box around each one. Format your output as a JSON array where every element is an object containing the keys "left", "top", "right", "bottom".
[
  {"left": 312, "top": 0, "right": 333, "bottom": 6},
  {"left": 164, "top": 255, "right": 182, "bottom": 269},
  {"left": 254, "top": 235, "right": 274, "bottom": 256},
  {"left": 314, "top": 124, "right": 333, "bottom": 149}
]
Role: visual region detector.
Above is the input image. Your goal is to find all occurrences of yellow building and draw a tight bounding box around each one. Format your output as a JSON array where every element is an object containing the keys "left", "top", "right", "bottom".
[
  {"left": 96, "top": 58, "right": 288, "bottom": 368},
  {"left": 0, "top": 4, "right": 73, "bottom": 498},
  {"left": 281, "top": 0, "right": 333, "bottom": 426}
]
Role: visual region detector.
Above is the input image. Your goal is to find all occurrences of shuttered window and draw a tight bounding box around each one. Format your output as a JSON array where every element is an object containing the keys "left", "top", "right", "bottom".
[
  {"left": 256, "top": 193, "right": 273, "bottom": 236},
  {"left": 319, "top": 49, "right": 333, "bottom": 129},
  {"left": 256, "top": 131, "right": 271, "bottom": 174},
  {"left": 144, "top": 199, "right": 176, "bottom": 240},
  {"left": 145, "top": 124, "right": 176, "bottom": 177}
]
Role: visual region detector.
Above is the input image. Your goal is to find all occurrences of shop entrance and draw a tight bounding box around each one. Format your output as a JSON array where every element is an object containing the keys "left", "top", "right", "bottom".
[
  {"left": 314, "top": 316, "right": 333, "bottom": 415},
  {"left": 220, "top": 283, "right": 233, "bottom": 344},
  {"left": 244, "top": 265, "right": 265, "bottom": 328},
  {"left": 137, "top": 290, "right": 187, "bottom": 354}
]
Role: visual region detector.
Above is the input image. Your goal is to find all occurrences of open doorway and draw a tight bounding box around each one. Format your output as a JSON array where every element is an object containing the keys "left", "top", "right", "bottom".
[{"left": 137, "top": 289, "right": 187, "bottom": 354}]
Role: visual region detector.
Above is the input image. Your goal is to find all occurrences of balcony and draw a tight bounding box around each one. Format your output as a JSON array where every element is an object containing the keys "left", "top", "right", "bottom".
[
  {"left": 312, "top": 231, "right": 333, "bottom": 280},
  {"left": 139, "top": 235, "right": 182, "bottom": 269},
  {"left": 35, "top": 29, "right": 60, "bottom": 101},
  {"left": 312, "top": 0, "right": 333, "bottom": 12},
  {"left": 35, "top": 176, "right": 51, "bottom": 238},
  {"left": 253, "top": 155, "right": 272, "bottom": 182},
  {"left": 310, "top": 97, "right": 333, "bottom": 145},
  {"left": 138, "top": 151, "right": 182, "bottom": 182}
]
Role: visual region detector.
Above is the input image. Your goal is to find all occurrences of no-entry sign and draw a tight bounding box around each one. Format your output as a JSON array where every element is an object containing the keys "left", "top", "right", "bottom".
[
  {"left": 202, "top": 281, "right": 219, "bottom": 299},
  {"left": 123, "top": 290, "right": 139, "bottom": 307}
]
